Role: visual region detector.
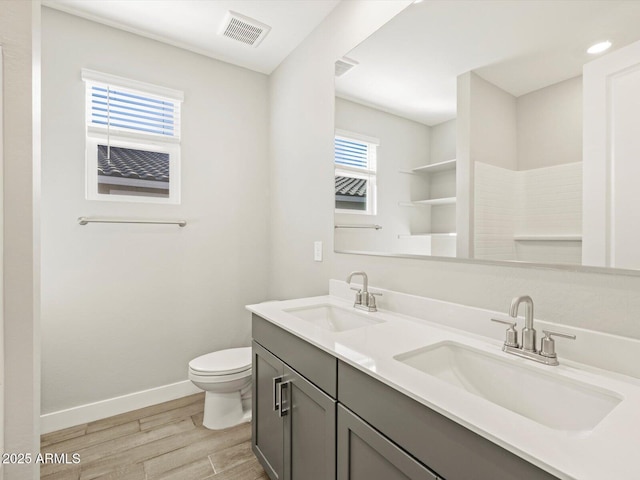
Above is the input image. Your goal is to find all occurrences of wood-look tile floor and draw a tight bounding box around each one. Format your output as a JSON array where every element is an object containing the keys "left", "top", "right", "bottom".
[{"left": 40, "top": 393, "right": 267, "bottom": 480}]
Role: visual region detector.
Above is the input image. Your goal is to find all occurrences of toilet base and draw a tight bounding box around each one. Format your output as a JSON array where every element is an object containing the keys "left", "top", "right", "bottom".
[{"left": 202, "top": 390, "right": 251, "bottom": 430}]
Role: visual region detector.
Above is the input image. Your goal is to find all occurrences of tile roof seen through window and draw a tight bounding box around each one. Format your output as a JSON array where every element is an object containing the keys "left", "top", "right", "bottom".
[
  {"left": 335, "top": 176, "right": 366, "bottom": 197},
  {"left": 98, "top": 145, "right": 169, "bottom": 182}
]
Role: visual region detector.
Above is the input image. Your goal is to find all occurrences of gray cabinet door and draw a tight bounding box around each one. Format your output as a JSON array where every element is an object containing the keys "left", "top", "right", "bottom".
[
  {"left": 252, "top": 341, "right": 285, "bottom": 480},
  {"left": 337, "top": 405, "right": 438, "bottom": 480},
  {"left": 283, "top": 366, "right": 336, "bottom": 480}
]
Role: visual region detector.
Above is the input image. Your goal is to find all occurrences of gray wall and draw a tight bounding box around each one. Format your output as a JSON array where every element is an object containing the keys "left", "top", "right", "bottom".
[
  {"left": 268, "top": 1, "right": 640, "bottom": 341},
  {"left": 41, "top": 8, "right": 270, "bottom": 413}
]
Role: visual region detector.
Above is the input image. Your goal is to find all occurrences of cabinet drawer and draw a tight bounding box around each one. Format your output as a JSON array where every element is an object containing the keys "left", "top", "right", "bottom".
[
  {"left": 338, "top": 405, "right": 438, "bottom": 480},
  {"left": 252, "top": 314, "right": 337, "bottom": 397},
  {"left": 338, "top": 361, "right": 558, "bottom": 480}
]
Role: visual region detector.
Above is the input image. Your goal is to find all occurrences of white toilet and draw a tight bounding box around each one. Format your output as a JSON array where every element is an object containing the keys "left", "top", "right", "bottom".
[{"left": 188, "top": 347, "right": 252, "bottom": 430}]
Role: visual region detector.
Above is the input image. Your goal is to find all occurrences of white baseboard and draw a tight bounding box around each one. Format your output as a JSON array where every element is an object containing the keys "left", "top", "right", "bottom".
[{"left": 40, "top": 380, "right": 202, "bottom": 434}]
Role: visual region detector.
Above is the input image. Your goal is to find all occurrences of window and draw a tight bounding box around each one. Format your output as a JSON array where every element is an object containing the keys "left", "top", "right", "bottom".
[
  {"left": 82, "top": 69, "right": 183, "bottom": 204},
  {"left": 334, "top": 129, "right": 378, "bottom": 215}
]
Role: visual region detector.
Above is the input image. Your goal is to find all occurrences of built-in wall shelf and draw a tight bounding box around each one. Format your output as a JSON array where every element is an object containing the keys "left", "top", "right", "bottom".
[
  {"left": 399, "top": 159, "right": 457, "bottom": 175},
  {"left": 397, "top": 132, "right": 457, "bottom": 255},
  {"left": 514, "top": 234, "right": 582, "bottom": 242},
  {"left": 398, "top": 233, "right": 457, "bottom": 239},
  {"left": 399, "top": 197, "right": 457, "bottom": 207}
]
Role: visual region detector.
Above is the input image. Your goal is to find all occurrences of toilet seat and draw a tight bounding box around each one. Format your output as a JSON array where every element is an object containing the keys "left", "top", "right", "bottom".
[{"left": 188, "top": 347, "right": 251, "bottom": 376}]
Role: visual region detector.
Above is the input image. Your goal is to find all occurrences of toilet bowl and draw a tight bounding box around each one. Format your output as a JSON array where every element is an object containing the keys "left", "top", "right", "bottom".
[{"left": 188, "top": 347, "right": 252, "bottom": 430}]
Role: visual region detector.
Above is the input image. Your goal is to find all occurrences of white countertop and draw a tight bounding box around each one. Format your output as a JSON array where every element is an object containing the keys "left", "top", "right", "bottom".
[{"left": 247, "top": 282, "right": 640, "bottom": 480}]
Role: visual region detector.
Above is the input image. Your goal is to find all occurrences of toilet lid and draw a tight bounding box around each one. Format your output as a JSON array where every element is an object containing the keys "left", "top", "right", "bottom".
[{"left": 189, "top": 347, "right": 252, "bottom": 375}]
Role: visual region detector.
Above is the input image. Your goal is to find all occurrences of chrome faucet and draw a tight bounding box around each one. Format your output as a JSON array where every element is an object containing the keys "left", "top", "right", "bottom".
[
  {"left": 510, "top": 295, "right": 536, "bottom": 352},
  {"left": 492, "top": 295, "right": 575, "bottom": 366},
  {"left": 346, "top": 271, "right": 381, "bottom": 312}
]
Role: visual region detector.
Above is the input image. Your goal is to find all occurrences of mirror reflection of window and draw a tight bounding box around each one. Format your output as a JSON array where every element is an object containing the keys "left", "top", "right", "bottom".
[
  {"left": 332, "top": 0, "right": 640, "bottom": 269},
  {"left": 334, "top": 130, "right": 378, "bottom": 215},
  {"left": 335, "top": 175, "right": 367, "bottom": 212}
]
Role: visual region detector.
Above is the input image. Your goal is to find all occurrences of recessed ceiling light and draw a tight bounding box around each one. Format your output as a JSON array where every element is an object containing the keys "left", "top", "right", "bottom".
[
  {"left": 413, "top": 0, "right": 424, "bottom": 3},
  {"left": 587, "top": 41, "right": 612, "bottom": 55}
]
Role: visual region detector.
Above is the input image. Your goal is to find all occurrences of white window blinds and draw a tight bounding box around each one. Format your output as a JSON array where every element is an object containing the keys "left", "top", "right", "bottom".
[
  {"left": 334, "top": 130, "right": 378, "bottom": 172},
  {"left": 89, "top": 85, "right": 179, "bottom": 138},
  {"left": 335, "top": 137, "right": 369, "bottom": 169},
  {"left": 82, "top": 69, "right": 183, "bottom": 140}
]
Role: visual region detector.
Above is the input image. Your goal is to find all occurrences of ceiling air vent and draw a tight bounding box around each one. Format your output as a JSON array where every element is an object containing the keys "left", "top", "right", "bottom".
[
  {"left": 335, "top": 57, "right": 359, "bottom": 77},
  {"left": 219, "top": 11, "right": 271, "bottom": 48}
]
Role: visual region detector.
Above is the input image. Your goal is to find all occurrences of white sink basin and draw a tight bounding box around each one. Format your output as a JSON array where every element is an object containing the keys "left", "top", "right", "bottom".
[
  {"left": 394, "top": 341, "right": 621, "bottom": 433},
  {"left": 284, "top": 304, "right": 383, "bottom": 332}
]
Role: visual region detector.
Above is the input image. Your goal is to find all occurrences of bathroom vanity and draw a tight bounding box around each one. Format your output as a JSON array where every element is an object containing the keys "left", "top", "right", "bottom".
[{"left": 247, "top": 282, "right": 640, "bottom": 480}]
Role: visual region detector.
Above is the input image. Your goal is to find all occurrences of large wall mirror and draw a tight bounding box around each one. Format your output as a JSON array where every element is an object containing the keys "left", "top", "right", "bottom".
[{"left": 333, "top": 0, "right": 640, "bottom": 272}]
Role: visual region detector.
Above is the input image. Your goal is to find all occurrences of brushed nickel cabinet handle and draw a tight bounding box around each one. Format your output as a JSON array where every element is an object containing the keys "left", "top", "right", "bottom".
[
  {"left": 277, "top": 381, "right": 291, "bottom": 418},
  {"left": 273, "top": 376, "right": 283, "bottom": 413}
]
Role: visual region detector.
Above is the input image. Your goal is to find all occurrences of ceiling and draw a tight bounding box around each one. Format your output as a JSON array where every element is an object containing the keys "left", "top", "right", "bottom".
[
  {"left": 335, "top": 1, "right": 640, "bottom": 126},
  {"left": 42, "top": 0, "right": 340, "bottom": 74}
]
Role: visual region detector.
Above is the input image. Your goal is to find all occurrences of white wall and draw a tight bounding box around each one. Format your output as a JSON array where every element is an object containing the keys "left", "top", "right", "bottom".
[
  {"left": 469, "top": 73, "right": 518, "bottom": 170},
  {"left": 517, "top": 76, "right": 582, "bottom": 170},
  {"left": 467, "top": 73, "right": 582, "bottom": 172},
  {"left": 456, "top": 72, "right": 518, "bottom": 257},
  {"left": 470, "top": 74, "right": 582, "bottom": 264},
  {"left": 430, "top": 119, "right": 456, "bottom": 163},
  {"left": 269, "top": 1, "right": 640, "bottom": 342},
  {"left": 519, "top": 162, "right": 582, "bottom": 237},
  {"left": 269, "top": 0, "right": 412, "bottom": 299},
  {"left": 429, "top": 121, "right": 457, "bottom": 256},
  {"left": 583, "top": 39, "right": 640, "bottom": 270},
  {"left": 456, "top": 73, "right": 473, "bottom": 257},
  {"left": 1, "top": 1, "right": 40, "bottom": 478},
  {"left": 475, "top": 162, "right": 582, "bottom": 264},
  {"left": 41, "top": 8, "right": 269, "bottom": 415},
  {"left": 334, "top": 97, "right": 430, "bottom": 253},
  {"left": 474, "top": 162, "right": 517, "bottom": 261}
]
